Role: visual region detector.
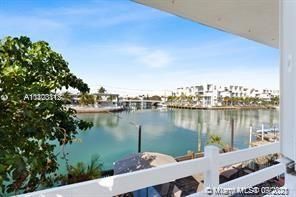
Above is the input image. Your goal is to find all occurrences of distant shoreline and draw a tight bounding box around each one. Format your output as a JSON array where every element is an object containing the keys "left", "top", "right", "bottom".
[
  {"left": 71, "top": 106, "right": 124, "bottom": 113},
  {"left": 70, "top": 105, "right": 278, "bottom": 113},
  {"left": 167, "top": 105, "right": 278, "bottom": 110}
]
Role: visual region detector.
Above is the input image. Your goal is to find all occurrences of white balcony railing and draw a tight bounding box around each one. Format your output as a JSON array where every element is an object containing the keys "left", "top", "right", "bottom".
[{"left": 22, "top": 142, "right": 284, "bottom": 197}]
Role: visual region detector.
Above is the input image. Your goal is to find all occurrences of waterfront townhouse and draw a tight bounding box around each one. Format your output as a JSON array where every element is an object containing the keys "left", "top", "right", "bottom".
[{"left": 173, "top": 84, "right": 279, "bottom": 107}]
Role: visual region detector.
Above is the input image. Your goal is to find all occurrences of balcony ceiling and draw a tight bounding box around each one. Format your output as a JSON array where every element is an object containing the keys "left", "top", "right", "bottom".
[{"left": 134, "top": 0, "right": 279, "bottom": 48}]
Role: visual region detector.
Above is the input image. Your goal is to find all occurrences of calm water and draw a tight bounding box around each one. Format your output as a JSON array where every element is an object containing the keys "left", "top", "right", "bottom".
[{"left": 59, "top": 109, "right": 279, "bottom": 171}]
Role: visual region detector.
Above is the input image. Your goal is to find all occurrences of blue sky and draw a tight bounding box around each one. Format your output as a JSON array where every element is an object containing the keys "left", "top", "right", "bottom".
[{"left": 0, "top": 0, "right": 279, "bottom": 95}]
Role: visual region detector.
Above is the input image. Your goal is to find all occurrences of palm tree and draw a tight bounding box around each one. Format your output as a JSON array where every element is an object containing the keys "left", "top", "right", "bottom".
[
  {"left": 271, "top": 96, "right": 279, "bottom": 105},
  {"left": 167, "top": 96, "right": 174, "bottom": 102},
  {"left": 62, "top": 91, "right": 72, "bottom": 104},
  {"left": 223, "top": 97, "right": 230, "bottom": 106},
  {"left": 79, "top": 93, "right": 94, "bottom": 106},
  {"left": 86, "top": 156, "right": 103, "bottom": 179},
  {"left": 243, "top": 97, "right": 251, "bottom": 105},
  {"left": 251, "top": 97, "right": 260, "bottom": 105},
  {"left": 186, "top": 95, "right": 193, "bottom": 104},
  {"left": 195, "top": 95, "right": 202, "bottom": 106},
  {"left": 62, "top": 155, "right": 102, "bottom": 184},
  {"left": 207, "top": 134, "right": 224, "bottom": 147},
  {"left": 233, "top": 97, "right": 240, "bottom": 105},
  {"left": 98, "top": 86, "right": 106, "bottom": 94}
]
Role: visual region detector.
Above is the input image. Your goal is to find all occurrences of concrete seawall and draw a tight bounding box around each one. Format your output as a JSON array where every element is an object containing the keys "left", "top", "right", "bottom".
[
  {"left": 167, "top": 105, "right": 277, "bottom": 110},
  {"left": 70, "top": 106, "right": 125, "bottom": 113}
]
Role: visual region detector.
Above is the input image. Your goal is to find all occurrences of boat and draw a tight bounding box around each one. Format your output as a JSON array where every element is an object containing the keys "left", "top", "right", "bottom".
[
  {"left": 157, "top": 103, "right": 168, "bottom": 111},
  {"left": 256, "top": 128, "right": 279, "bottom": 134}
]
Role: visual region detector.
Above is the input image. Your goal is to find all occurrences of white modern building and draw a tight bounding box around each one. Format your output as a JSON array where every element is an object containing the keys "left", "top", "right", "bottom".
[
  {"left": 23, "top": 0, "right": 296, "bottom": 196},
  {"left": 174, "top": 84, "right": 279, "bottom": 107}
]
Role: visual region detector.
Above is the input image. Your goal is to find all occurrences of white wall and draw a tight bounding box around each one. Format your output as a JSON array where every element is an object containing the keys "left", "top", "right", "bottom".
[{"left": 280, "top": 0, "right": 296, "bottom": 163}]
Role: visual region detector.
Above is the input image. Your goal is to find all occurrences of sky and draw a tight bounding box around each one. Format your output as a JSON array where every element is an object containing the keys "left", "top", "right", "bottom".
[{"left": 0, "top": 0, "right": 279, "bottom": 96}]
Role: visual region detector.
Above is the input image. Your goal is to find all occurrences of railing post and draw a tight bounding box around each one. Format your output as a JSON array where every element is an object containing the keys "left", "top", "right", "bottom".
[
  {"left": 249, "top": 125, "right": 253, "bottom": 147},
  {"left": 204, "top": 145, "right": 220, "bottom": 188}
]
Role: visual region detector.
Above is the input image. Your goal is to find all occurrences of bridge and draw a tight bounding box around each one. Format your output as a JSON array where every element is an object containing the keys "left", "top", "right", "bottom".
[{"left": 120, "top": 99, "right": 162, "bottom": 110}]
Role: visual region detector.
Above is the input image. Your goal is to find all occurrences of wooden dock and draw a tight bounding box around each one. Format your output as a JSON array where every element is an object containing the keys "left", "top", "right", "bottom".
[
  {"left": 175, "top": 152, "right": 204, "bottom": 162},
  {"left": 255, "top": 133, "right": 279, "bottom": 142}
]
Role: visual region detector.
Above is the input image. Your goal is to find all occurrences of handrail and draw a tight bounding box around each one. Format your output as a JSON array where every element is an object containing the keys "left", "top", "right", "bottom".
[
  {"left": 220, "top": 163, "right": 285, "bottom": 188},
  {"left": 219, "top": 142, "right": 280, "bottom": 167},
  {"left": 22, "top": 157, "right": 209, "bottom": 196},
  {"left": 22, "top": 142, "right": 281, "bottom": 197},
  {"left": 189, "top": 164, "right": 285, "bottom": 197}
]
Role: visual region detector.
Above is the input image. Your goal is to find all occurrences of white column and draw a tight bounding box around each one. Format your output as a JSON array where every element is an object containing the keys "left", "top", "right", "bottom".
[
  {"left": 261, "top": 124, "right": 264, "bottom": 141},
  {"left": 197, "top": 123, "right": 202, "bottom": 153},
  {"left": 204, "top": 145, "right": 219, "bottom": 188},
  {"left": 280, "top": 0, "right": 296, "bottom": 163},
  {"left": 249, "top": 125, "right": 253, "bottom": 147},
  {"left": 141, "top": 98, "right": 144, "bottom": 110}
]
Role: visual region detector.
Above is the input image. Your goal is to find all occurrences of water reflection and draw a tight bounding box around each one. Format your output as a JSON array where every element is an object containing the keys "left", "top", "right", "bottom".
[
  {"left": 82, "top": 113, "right": 120, "bottom": 128},
  {"left": 171, "top": 109, "right": 279, "bottom": 133},
  {"left": 63, "top": 109, "right": 279, "bottom": 170},
  {"left": 171, "top": 109, "right": 279, "bottom": 148}
]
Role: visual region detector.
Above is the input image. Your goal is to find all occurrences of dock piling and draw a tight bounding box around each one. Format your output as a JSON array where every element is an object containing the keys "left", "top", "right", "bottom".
[
  {"left": 273, "top": 126, "right": 277, "bottom": 142},
  {"left": 231, "top": 119, "right": 234, "bottom": 149},
  {"left": 261, "top": 124, "right": 264, "bottom": 141}
]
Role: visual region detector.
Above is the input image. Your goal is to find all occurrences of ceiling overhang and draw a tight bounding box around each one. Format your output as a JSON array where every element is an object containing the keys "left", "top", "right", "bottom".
[{"left": 134, "top": 0, "right": 279, "bottom": 48}]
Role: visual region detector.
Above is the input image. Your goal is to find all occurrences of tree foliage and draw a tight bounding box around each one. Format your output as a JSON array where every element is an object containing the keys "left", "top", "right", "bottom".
[
  {"left": 59, "top": 155, "right": 102, "bottom": 185},
  {"left": 78, "top": 93, "right": 95, "bottom": 105},
  {"left": 98, "top": 86, "right": 106, "bottom": 94},
  {"left": 62, "top": 91, "right": 72, "bottom": 104},
  {"left": 0, "top": 36, "right": 93, "bottom": 194},
  {"left": 146, "top": 95, "right": 161, "bottom": 101},
  {"left": 207, "top": 134, "right": 225, "bottom": 148},
  {"left": 207, "top": 134, "right": 233, "bottom": 152}
]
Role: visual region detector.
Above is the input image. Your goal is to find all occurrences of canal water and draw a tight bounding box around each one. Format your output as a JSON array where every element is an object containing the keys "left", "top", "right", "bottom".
[{"left": 60, "top": 109, "right": 279, "bottom": 170}]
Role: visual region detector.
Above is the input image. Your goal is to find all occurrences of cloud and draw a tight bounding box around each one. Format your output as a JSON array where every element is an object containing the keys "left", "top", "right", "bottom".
[
  {"left": 0, "top": 0, "right": 171, "bottom": 44},
  {"left": 124, "top": 45, "right": 172, "bottom": 68},
  {"left": 56, "top": 39, "right": 278, "bottom": 96},
  {"left": 32, "top": 1, "right": 169, "bottom": 28},
  {"left": 0, "top": 0, "right": 278, "bottom": 95},
  {"left": 138, "top": 50, "right": 172, "bottom": 68},
  {"left": 0, "top": 15, "right": 63, "bottom": 32}
]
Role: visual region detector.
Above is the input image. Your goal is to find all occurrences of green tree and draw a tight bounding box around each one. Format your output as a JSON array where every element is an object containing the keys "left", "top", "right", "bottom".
[
  {"left": 60, "top": 155, "right": 102, "bottom": 185},
  {"left": 207, "top": 134, "right": 232, "bottom": 152},
  {"left": 78, "top": 93, "right": 95, "bottom": 105},
  {"left": 223, "top": 97, "right": 231, "bottom": 106},
  {"left": 62, "top": 91, "right": 72, "bottom": 104},
  {"left": 271, "top": 96, "right": 279, "bottom": 105},
  {"left": 207, "top": 134, "right": 225, "bottom": 148},
  {"left": 167, "top": 95, "right": 176, "bottom": 102},
  {"left": 243, "top": 97, "right": 251, "bottom": 105},
  {"left": 98, "top": 86, "right": 106, "bottom": 94},
  {"left": 0, "top": 36, "right": 93, "bottom": 194},
  {"left": 250, "top": 97, "right": 260, "bottom": 105},
  {"left": 148, "top": 95, "right": 161, "bottom": 101}
]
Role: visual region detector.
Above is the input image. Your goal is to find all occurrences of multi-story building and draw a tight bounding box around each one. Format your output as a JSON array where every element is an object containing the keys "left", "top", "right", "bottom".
[{"left": 173, "top": 84, "right": 279, "bottom": 107}]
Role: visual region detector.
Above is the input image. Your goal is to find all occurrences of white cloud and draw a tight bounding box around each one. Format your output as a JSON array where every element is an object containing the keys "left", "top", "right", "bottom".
[
  {"left": 138, "top": 50, "right": 172, "bottom": 68},
  {"left": 0, "top": 0, "right": 277, "bottom": 93},
  {"left": 124, "top": 45, "right": 172, "bottom": 68},
  {"left": 56, "top": 40, "right": 278, "bottom": 96},
  {"left": 0, "top": 15, "right": 63, "bottom": 32},
  {"left": 33, "top": 1, "right": 169, "bottom": 28}
]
